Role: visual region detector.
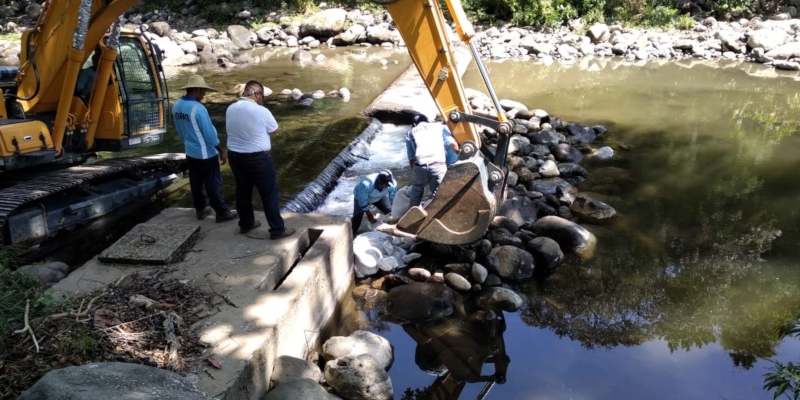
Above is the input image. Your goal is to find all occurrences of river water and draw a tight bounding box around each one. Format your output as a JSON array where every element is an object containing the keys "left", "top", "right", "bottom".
[
  {"left": 317, "top": 57, "right": 800, "bottom": 400},
  {"left": 117, "top": 46, "right": 800, "bottom": 399}
]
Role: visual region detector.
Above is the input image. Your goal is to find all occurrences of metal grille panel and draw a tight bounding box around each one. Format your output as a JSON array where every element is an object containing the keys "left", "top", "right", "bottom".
[{"left": 116, "top": 38, "right": 166, "bottom": 136}]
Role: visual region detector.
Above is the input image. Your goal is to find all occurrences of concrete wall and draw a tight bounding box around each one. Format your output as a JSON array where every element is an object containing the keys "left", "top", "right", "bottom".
[{"left": 218, "top": 215, "right": 354, "bottom": 400}]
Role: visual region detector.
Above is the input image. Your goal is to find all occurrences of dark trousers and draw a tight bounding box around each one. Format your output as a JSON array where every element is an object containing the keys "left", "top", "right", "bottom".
[
  {"left": 352, "top": 195, "right": 392, "bottom": 235},
  {"left": 187, "top": 155, "right": 229, "bottom": 214},
  {"left": 228, "top": 150, "right": 285, "bottom": 236}
]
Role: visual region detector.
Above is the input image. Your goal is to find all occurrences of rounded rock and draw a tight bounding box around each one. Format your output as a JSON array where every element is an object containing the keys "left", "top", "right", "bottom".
[{"left": 445, "top": 273, "right": 472, "bottom": 292}]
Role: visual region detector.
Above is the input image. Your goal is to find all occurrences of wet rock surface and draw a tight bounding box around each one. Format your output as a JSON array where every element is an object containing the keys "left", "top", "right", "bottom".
[{"left": 388, "top": 282, "right": 458, "bottom": 323}]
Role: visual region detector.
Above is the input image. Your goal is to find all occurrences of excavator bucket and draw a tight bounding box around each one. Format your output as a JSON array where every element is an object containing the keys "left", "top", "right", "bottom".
[{"left": 396, "top": 143, "right": 504, "bottom": 245}]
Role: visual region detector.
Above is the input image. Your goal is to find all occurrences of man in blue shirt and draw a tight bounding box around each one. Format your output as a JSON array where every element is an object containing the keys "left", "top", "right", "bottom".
[
  {"left": 172, "top": 75, "right": 237, "bottom": 222},
  {"left": 406, "top": 114, "right": 459, "bottom": 207},
  {"left": 352, "top": 170, "right": 397, "bottom": 236}
]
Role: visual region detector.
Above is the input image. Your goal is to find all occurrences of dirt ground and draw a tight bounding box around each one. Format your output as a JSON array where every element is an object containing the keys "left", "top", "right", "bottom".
[{"left": 0, "top": 268, "right": 222, "bottom": 399}]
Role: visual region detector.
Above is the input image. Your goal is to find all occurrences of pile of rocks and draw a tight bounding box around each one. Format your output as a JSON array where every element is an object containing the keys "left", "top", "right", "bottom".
[
  {"left": 265, "top": 330, "right": 393, "bottom": 400},
  {"left": 349, "top": 92, "right": 625, "bottom": 324},
  {"left": 476, "top": 17, "right": 800, "bottom": 71},
  {"left": 2, "top": 5, "right": 800, "bottom": 72}
]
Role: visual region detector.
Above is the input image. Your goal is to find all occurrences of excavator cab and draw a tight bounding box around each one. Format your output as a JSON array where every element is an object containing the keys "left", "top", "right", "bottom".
[
  {"left": 375, "top": 0, "right": 515, "bottom": 245},
  {"left": 94, "top": 33, "right": 169, "bottom": 152},
  {"left": 1, "top": 10, "right": 169, "bottom": 171}
]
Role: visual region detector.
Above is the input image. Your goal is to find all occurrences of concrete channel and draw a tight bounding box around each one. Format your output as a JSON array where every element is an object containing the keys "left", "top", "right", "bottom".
[
  {"left": 54, "top": 209, "right": 353, "bottom": 399},
  {"left": 50, "top": 44, "right": 475, "bottom": 399}
]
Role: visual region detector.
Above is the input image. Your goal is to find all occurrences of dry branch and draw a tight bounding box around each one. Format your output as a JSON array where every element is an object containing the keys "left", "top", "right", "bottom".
[{"left": 13, "top": 300, "right": 39, "bottom": 353}]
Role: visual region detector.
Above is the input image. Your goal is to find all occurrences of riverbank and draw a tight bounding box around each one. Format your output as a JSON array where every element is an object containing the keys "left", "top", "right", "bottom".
[{"left": 2, "top": 6, "right": 800, "bottom": 72}]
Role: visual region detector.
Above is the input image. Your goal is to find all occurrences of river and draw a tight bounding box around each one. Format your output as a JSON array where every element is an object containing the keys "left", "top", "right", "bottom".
[
  {"left": 317, "top": 57, "right": 800, "bottom": 400},
  {"left": 118, "top": 47, "right": 800, "bottom": 399}
]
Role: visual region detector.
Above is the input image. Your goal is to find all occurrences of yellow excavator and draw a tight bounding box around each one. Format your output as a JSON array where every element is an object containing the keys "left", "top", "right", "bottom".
[
  {"left": 0, "top": 0, "right": 184, "bottom": 246},
  {"left": 1, "top": 0, "right": 507, "bottom": 248},
  {"left": 378, "top": 0, "right": 516, "bottom": 245}
]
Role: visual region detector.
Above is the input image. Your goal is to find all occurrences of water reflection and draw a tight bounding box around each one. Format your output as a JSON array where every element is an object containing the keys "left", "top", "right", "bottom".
[
  {"left": 353, "top": 59, "right": 800, "bottom": 399},
  {"left": 400, "top": 313, "right": 509, "bottom": 400}
]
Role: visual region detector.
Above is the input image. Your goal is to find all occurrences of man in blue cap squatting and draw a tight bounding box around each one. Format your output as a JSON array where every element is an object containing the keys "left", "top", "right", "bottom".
[{"left": 352, "top": 169, "right": 397, "bottom": 236}]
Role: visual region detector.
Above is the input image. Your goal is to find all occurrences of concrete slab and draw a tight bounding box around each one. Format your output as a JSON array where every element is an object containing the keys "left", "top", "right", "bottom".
[
  {"left": 98, "top": 223, "right": 200, "bottom": 265},
  {"left": 53, "top": 208, "right": 355, "bottom": 400},
  {"left": 363, "top": 43, "right": 472, "bottom": 124}
]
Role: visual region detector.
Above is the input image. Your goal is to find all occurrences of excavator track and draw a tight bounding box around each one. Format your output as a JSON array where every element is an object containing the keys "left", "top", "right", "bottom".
[{"left": 0, "top": 153, "right": 186, "bottom": 244}]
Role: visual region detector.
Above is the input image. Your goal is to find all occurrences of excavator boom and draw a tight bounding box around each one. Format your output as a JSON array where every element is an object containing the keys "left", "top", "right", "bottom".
[{"left": 379, "top": 0, "right": 513, "bottom": 244}]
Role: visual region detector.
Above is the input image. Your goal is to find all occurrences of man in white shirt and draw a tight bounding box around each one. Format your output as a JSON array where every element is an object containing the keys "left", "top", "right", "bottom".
[
  {"left": 406, "top": 114, "right": 457, "bottom": 207},
  {"left": 225, "top": 80, "right": 295, "bottom": 239}
]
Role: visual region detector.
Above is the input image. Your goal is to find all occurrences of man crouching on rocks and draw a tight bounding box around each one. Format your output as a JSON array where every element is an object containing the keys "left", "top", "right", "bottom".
[{"left": 352, "top": 169, "right": 397, "bottom": 236}]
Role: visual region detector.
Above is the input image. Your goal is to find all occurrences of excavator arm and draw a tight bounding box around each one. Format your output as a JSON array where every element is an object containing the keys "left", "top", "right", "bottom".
[{"left": 377, "top": 0, "right": 514, "bottom": 244}]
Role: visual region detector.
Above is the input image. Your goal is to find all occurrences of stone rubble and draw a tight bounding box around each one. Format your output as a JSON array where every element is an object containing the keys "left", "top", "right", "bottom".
[{"left": 2, "top": 6, "right": 799, "bottom": 74}]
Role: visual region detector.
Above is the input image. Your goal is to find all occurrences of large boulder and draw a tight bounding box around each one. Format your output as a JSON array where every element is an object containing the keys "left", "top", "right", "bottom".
[
  {"left": 191, "top": 36, "right": 211, "bottom": 52},
  {"left": 323, "top": 330, "right": 393, "bottom": 371},
  {"left": 148, "top": 22, "right": 171, "bottom": 37},
  {"left": 531, "top": 216, "right": 596, "bottom": 259},
  {"left": 586, "top": 23, "right": 610, "bottom": 44},
  {"left": 210, "top": 38, "right": 240, "bottom": 57},
  {"left": 325, "top": 354, "right": 392, "bottom": 400},
  {"left": 488, "top": 246, "right": 535, "bottom": 281},
  {"left": 388, "top": 282, "right": 457, "bottom": 323},
  {"left": 16, "top": 261, "right": 69, "bottom": 287},
  {"left": 766, "top": 42, "right": 800, "bottom": 60},
  {"left": 271, "top": 355, "right": 323, "bottom": 387},
  {"left": 265, "top": 378, "right": 340, "bottom": 400},
  {"left": 529, "top": 129, "right": 564, "bottom": 146},
  {"left": 529, "top": 177, "right": 575, "bottom": 196},
  {"left": 153, "top": 36, "right": 185, "bottom": 60},
  {"left": 162, "top": 54, "right": 199, "bottom": 67},
  {"left": 18, "top": 362, "right": 210, "bottom": 400},
  {"left": 366, "top": 24, "right": 396, "bottom": 44},
  {"left": 569, "top": 195, "right": 617, "bottom": 223},
  {"left": 227, "top": 25, "right": 254, "bottom": 50},
  {"left": 300, "top": 8, "right": 348, "bottom": 38},
  {"left": 497, "top": 196, "right": 538, "bottom": 227},
  {"left": 475, "top": 287, "right": 524, "bottom": 312},
  {"left": 565, "top": 123, "right": 597, "bottom": 144},
  {"left": 525, "top": 237, "right": 563, "bottom": 274},
  {"left": 551, "top": 143, "right": 584, "bottom": 163},
  {"left": 746, "top": 29, "right": 789, "bottom": 52}
]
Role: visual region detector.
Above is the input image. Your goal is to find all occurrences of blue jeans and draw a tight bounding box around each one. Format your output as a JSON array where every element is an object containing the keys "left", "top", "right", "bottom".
[
  {"left": 187, "top": 155, "right": 229, "bottom": 215},
  {"left": 351, "top": 195, "right": 392, "bottom": 235},
  {"left": 409, "top": 162, "right": 447, "bottom": 207},
  {"left": 228, "top": 150, "right": 286, "bottom": 236}
]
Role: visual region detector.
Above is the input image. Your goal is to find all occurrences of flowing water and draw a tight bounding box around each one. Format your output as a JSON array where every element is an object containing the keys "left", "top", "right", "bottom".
[{"left": 319, "top": 57, "right": 800, "bottom": 400}]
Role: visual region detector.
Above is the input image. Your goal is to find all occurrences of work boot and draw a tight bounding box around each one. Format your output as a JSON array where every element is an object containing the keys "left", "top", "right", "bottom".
[
  {"left": 196, "top": 207, "right": 212, "bottom": 220},
  {"left": 240, "top": 220, "right": 261, "bottom": 234},
  {"left": 216, "top": 210, "right": 238, "bottom": 223},
  {"left": 270, "top": 227, "right": 296, "bottom": 240}
]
